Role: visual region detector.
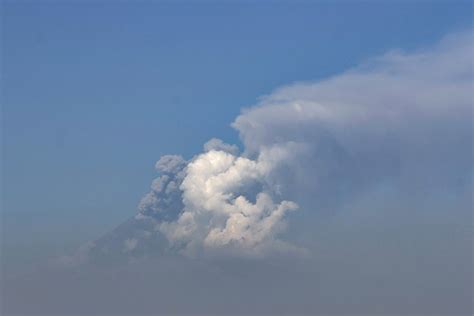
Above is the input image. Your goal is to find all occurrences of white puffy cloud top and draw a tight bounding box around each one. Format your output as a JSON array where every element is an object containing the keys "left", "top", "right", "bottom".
[{"left": 158, "top": 147, "right": 299, "bottom": 257}]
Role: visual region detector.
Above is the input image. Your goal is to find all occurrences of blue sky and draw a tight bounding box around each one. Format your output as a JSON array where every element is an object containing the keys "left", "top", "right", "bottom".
[{"left": 2, "top": 1, "right": 473, "bottom": 267}]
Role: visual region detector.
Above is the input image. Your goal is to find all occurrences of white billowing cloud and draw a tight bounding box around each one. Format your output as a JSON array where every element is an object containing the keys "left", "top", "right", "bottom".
[
  {"left": 37, "top": 32, "right": 471, "bottom": 316},
  {"left": 235, "top": 32, "right": 472, "bottom": 138},
  {"left": 144, "top": 30, "right": 472, "bottom": 259},
  {"left": 158, "top": 143, "right": 302, "bottom": 257},
  {"left": 50, "top": 30, "right": 472, "bottom": 270},
  {"left": 232, "top": 31, "right": 473, "bottom": 208}
]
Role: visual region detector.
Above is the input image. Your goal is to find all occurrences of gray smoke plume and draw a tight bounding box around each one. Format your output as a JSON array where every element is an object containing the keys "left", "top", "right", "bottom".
[
  {"left": 6, "top": 30, "right": 471, "bottom": 316},
  {"left": 56, "top": 30, "right": 472, "bottom": 265}
]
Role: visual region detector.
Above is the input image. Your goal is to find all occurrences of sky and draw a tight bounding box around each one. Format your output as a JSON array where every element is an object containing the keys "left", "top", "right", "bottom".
[{"left": 1, "top": 1, "right": 473, "bottom": 315}]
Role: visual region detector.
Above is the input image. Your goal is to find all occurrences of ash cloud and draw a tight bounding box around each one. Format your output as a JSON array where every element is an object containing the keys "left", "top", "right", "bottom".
[
  {"left": 233, "top": 31, "right": 472, "bottom": 206},
  {"left": 158, "top": 144, "right": 303, "bottom": 257},
  {"left": 3, "top": 30, "right": 472, "bottom": 316},
  {"left": 142, "top": 30, "right": 473, "bottom": 259},
  {"left": 58, "top": 30, "right": 472, "bottom": 265}
]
